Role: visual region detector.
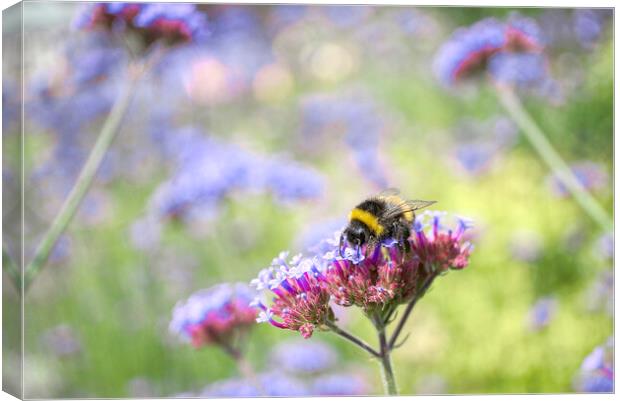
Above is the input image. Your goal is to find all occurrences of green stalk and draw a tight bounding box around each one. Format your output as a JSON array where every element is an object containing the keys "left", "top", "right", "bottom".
[
  {"left": 3, "top": 246, "right": 21, "bottom": 292},
  {"left": 495, "top": 85, "right": 612, "bottom": 232},
  {"left": 23, "top": 67, "right": 142, "bottom": 291},
  {"left": 373, "top": 313, "right": 398, "bottom": 395}
]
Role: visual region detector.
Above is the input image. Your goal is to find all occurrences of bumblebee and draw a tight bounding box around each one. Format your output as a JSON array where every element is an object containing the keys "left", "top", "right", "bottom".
[{"left": 340, "top": 189, "right": 436, "bottom": 255}]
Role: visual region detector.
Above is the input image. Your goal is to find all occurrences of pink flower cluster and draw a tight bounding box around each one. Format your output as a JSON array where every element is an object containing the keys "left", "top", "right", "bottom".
[
  {"left": 170, "top": 283, "right": 257, "bottom": 348},
  {"left": 251, "top": 211, "right": 473, "bottom": 338}
]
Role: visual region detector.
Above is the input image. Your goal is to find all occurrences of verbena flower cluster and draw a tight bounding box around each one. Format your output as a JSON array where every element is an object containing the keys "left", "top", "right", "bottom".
[
  {"left": 74, "top": 3, "right": 210, "bottom": 48},
  {"left": 169, "top": 283, "right": 257, "bottom": 348},
  {"left": 251, "top": 211, "right": 473, "bottom": 338},
  {"left": 433, "top": 14, "right": 547, "bottom": 87}
]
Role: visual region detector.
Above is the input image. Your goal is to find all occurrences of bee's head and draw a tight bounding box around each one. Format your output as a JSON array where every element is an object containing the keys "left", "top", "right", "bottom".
[{"left": 344, "top": 223, "right": 369, "bottom": 248}]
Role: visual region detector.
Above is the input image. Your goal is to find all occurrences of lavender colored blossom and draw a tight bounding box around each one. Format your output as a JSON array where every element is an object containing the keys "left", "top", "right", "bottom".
[
  {"left": 311, "top": 372, "right": 370, "bottom": 395},
  {"left": 433, "top": 15, "right": 544, "bottom": 87},
  {"left": 129, "top": 216, "right": 162, "bottom": 251},
  {"left": 251, "top": 211, "right": 473, "bottom": 338},
  {"left": 74, "top": 3, "right": 209, "bottom": 47},
  {"left": 269, "top": 339, "right": 337, "bottom": 374},
  {"left": 527, "top": 297, "right": 558, "bottom": 331},
  {"left": 574, "top": 338, "right": 614, "bottom": 393},
  {"left": 169, "top": 283, "right": 257, "bottom": 348},
  {"left": 547, "top": 161, "right": 609, "bottom": 198},
  {"left": 201, "top": 371, "right": 309, "bottom": 397}
]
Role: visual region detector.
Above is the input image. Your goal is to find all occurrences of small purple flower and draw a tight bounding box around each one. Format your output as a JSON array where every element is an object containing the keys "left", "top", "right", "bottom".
[
  {"left": 527, "top": 296, "right": 558, "bottom": 331},
  {"left": 74, "top": 3, "right": 209, "bottom": 48},
  {"left": 169, "top": 283, "right": 257, "bottom": 348},
  {"left": 596, "top": 232, "right": 614, "bottom": 260},
  {"left": 547, "top": 161, "right": 609, "bottom": 198},
  {"left": 311, "top": 372, "right": 370, "bottom": 395},
  {"left": 269, "top": 339, "right": 337, "bottom": 374},
  {"left": 574, "top": 338, "right": 614, "bottom": 393},
  {"left": 433, "top": 15, "right": 544, "bottom": 87}
]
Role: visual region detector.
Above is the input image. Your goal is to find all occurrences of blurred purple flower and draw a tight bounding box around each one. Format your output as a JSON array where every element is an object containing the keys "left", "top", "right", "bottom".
[
  {"left": 488, "top": 52, "right": 549, "bottom": 86},
  {"left": 311, "top": 372, "right": 370, "bottom": 395},
  {"left": 574, "top": 338, "right": 614, "bottom": 393},
  {"left": 169, "top": 283, "right": 257, "bottom": 349},
  {"left": 74, "top": 3, "right": 209, "bottom": 47},
  {"left": 527, "top": 296, "right": 558, "bottom": 331},
  {"left": 433, "top": 14, "right": 544, "bottom": 87},
  {"left": 300, "top": 92, "right": 389, "bottom": 188},
  {"left": 129, "top": 215, "right": 162, "bottom": 252},
  {"left": 148, "top": 128, "right": 323, "bottom": 222},
  {"left": 547, "top": 161, "right": 609, "bottom": 198},
  {"left": 296, "top": 218, "right": 346, "bottom": 254},
  {"left": 584, "top": 270, "right": 613, "bottom": 316},
  {"left": 573, "top": 9, "right": 612, "bottom": 49},
  {"left": 2, "top": 81, "right": 20, "bottom": 133},
  {"left": 269, "top": 339, "right": 337, "bottom": 374},
  {"left": 200, "top": 371, "right": 309, "bottom": 397},
  {"left": 41, "top": 324, "right": 81, "bottom": 357}
]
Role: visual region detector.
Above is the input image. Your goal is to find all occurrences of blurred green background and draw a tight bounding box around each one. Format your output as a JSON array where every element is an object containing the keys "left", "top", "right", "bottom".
[{"left": 2, "top": 3, "right": 613, "bottom": 397}]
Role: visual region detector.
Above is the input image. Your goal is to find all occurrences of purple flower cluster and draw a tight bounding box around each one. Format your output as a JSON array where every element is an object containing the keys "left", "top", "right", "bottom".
[
  {"left": 574, "top": 338, "right": 614, "bottom": 393},
  {"left": 300, "top": 92, "right": 389, "bottom": 188},
  {"left": 573, "top": 9, "right": 612, "bottom": 49},
  {"left": 547, "top": 161, "right": 609, "bottom": 198},
  {"left": 74, "top": 3, "right": 209, "bottom": 48},
  {"left": 269, "top": 339, "right": 337, "bottom": 374},
  {"left": 147, "top": 128, "right": 324, "bottom": 222},
  {"left": 200, "top": 371, "right": 309, "bottom": 397},
  {"left": 433, "top": 14, "right": 547, "bottom": 87},
  {"left": 251, "top": 211, "right": 473, "bottom": 338},
  {"left": 169, "top": 283, "right": 257, "bottom": 349}
]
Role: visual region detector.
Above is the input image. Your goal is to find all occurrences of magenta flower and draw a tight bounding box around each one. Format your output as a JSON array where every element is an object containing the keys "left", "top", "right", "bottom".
[
  {"left": 251, "top": 212, "right": 473, "bottom": 337},
  {"left": 169, "top": 283, "right": 257, "bottom": 348},
  {"left": 251, "top": 252, "right": 333, "bottom": 339},
  {"left": 433, "top": 14, "right": 544, "bottom": 86},
  {"left": 74, "top": 3, "right": 209, "bottom": 48}
]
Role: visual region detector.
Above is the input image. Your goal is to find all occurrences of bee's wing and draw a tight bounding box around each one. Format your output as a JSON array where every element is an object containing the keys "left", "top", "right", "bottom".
[
  {"left": 376, "top": 188, "right": 401, "bottom": 198},
  {"left": 383, "top": 199, "right": 437, "bottom": 219}
]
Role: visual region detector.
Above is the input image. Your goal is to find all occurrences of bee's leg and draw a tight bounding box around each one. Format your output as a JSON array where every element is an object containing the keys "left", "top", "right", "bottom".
[{"left": 339, "top": 233, "right": 345, "bottom": 257}]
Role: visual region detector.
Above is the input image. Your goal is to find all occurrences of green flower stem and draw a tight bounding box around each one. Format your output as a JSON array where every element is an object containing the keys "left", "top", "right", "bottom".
[
  {"left": 325, "top": 320, "right": 381, "bottom": 358},
  {"left": 495, "top": 85, "right": 612, "bottom": 232},
  {"left": 3, "top": 246, "right": 21, "bottom": 292},
  {"left": 23, "top": 65, "right": 143, "bottom": 291},
  {"left": 374, "top": 314, "right": 398, "bottom": 396}
]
